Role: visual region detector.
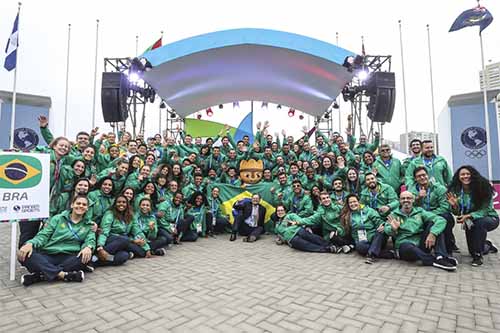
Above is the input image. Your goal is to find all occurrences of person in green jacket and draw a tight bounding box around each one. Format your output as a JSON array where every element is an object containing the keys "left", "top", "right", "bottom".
[
  {"left": 405, "top": 140, "right": 452, "bottom": 188},
  {"left": 94, "top": 196, "right": 137, "bottom": 266},
  {"left": 360, "top": 173, "right": 399, "bottom": 218},
  {"left": 52, "top": 178, "right": 91, "bottom": 216},
  {"left": 87, "top": 177, "right": 115, "bottom": 225},
  {"left": 340, "top": 194, "right": 393, "bottom": 263},
  {"left": 275, "top": 205, "right": 337, "bottom": 253},
  {"left": 183, "top": 192, "right": 208, "bottom": 241},
  {"left": 18, "top": 195, "right": 95, "bottom": 286},
  {"left": 283, "top": 180, "right": 313, "bottom": 217},
  {"left": 409, "top": 166, "right": 457, "bottom": 255},
  {"left": 384, "top": 191, "right": 457, "bottom": 271},
  {"left": 447, "top": 165, "right": 499, "bottom": 266},
  {"left": 330, "top": 178, "right": 349, "bottom": 207},
  {"left": 372, "top": 144, "right": 403, "bottom": 194},
  {"left": 96, "top": 158, "right": 129, "bottom": 195},
  {"left": 295, "top": 192, "right": 351, "bottom": 251},
  {"left": 347, "top": 131, "right": 380, "bottom": 156},
  {"left": 125, "top": 164, "right": 151, "bottom": 192},
  {"left": 206, "top": 187, "right": 229, "bottom": 235},
  {"left": 132, "top": 198, "right": 168, "bottom": 256},
  {"left": 57, "top": 159, "right": 86, "bottom": 194},
  {"left": 134, "top": 181, "right": 158, "bottom": 211}
]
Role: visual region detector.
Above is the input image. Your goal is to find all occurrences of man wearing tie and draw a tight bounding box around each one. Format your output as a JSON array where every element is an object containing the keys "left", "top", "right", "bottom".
[{"left": 230, "top": 194, "right": 267, "bottom": 242}]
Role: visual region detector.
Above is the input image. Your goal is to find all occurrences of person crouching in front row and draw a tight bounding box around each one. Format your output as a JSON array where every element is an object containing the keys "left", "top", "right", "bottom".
[{"left": 230, "top": 194, "right": 266, "bottom": 242}]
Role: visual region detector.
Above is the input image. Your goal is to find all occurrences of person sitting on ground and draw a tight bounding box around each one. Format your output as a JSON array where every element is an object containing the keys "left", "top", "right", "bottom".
[
  {"left": 132, "top": 198, "right": 168, "bottom": 256},
  {"left": 18, "top": 195, "right": 95, "bottom": 286},
  {"left": 230, "top": 194, "right": 266, "bottom": 242}
]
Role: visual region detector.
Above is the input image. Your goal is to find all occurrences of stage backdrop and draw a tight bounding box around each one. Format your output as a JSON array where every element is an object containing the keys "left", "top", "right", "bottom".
[
  {"left": 439, "top": 89, "right": 500, "bottom": 208},
  {"left": 0, "top": 91, "right": 51, "bottom": 150}
]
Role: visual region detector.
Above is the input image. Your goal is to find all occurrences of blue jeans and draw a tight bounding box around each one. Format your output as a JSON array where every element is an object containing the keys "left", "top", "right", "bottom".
[
  {"left": 21, "top": 251, "right": 85, "bottom": 281},
  {"left": 97, "top": 234, "right": 129, "bottom": 266},
  {"left": 465, "top": 216, "right": 499, "bottom": 256},
  {"left": 355, "top": 232, "right": 387, "bottom": 257},
  {"left": 289, "top": 229, "right": 331, "bottom": 253}
]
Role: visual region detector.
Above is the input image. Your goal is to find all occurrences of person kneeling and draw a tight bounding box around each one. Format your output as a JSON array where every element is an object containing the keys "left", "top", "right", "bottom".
[
  {"left": 385, "top": 192, "right": 457, "bottom": 271},
  {"left": 18, "top": 195, "right": 95, "bottom": 286},
  {"left": 132, "top": 198, "right": 168, "bottom": 257}
]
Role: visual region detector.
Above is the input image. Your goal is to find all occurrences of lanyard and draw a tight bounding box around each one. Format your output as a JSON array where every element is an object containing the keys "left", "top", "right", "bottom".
[
  {"left": 423, "top": 157, "right": 435, "bottom": 179},
  {"left": 335, "top": 192, "right": 345, "bottom": 202},
  {"left": 172, "top": 206, "right": 181, "bottom": 224},
  {"left": 66, "top": 220, "right": 82, "bottom": 241},
  {"left": 460, "top": 189, "right": 471, "bottom": 215},
  {"left": 417, "top": 185, "right": 431, "bottom": 210},
  {"left": 211, "top": 199, "right": 218, "bottom": 214},
  {"left": 119, "top": 219, "right": 130, "bottom": 234},
  {"left": 383, "top": 158, "right": 392, "bottom": 168},
  {"left": 369, "top": 190, "right": 378, "bottom": 208}
]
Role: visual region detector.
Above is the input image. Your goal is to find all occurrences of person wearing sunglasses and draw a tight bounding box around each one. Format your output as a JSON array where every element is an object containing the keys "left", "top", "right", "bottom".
[{"left": 372, "top": 144, "right": 404, "bottom": 194}]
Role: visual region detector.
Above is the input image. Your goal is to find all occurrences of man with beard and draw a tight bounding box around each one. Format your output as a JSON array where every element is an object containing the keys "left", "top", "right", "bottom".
[
  {"left": 402, "top": 139, "right": 422, "bottom": 176},
  {"left": 360, "top": 173, "right": 399, "bottom": 218},
  {"left": 384, "top": 191, "right": 457, "bottom": 271},
  {"left": 405, "top": 140, "right": 452, "bottom": 188},
  {"left": 283, "top": 180, "right": 313, "bottom": 217},
  {"left": 331, "top": 178, "right": 349, "bottom": 206}
]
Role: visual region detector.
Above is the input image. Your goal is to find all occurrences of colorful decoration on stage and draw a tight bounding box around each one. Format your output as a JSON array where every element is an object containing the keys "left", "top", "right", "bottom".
[
  {"left": 239, "top": 159, "right": 263, "bottom": 184},
  {"left": 142, "top": 36, "right": 163, "bottom": 54},
  {"left": 234, "top": 111, "right": 253, "bottom": 143},
  {"left": 184, "top": 111, "right": 254, "bottom": 142},
  {"left": 449, "top": 4, "right": 494, "bottom": 33}
]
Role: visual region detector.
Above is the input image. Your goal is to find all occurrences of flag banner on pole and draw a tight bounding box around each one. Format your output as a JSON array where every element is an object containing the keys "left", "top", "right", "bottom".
[
  {"left": 449, "top": 5, "right": 494, "bottom": 33},
  {"left": 4, "top": 12, "right": 19, "bottom": 71},
  {"left": 142, "top": 37, "right": 162, "bottom": 54},
  {"left": 208, "top": 182, "right": 276, "bottom": 231}
]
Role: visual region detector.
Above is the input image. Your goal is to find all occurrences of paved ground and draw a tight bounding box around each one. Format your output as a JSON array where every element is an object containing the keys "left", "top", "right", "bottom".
[{"left": 1, "top": 223, "right": 500, "bottom": 332}]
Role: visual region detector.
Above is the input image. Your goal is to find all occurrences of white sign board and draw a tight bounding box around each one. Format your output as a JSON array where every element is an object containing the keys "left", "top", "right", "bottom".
[{"left": 0, "top": 152, "right": 50, "bottom": 221}]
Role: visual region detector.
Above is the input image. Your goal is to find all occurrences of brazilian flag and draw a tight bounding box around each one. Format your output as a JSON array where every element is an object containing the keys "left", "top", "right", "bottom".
[
  {"left": 208, "top": 182, "right": 276, "bottom": 233},
  {"left": 0, "top": 155, "right": 42, "bottom": 189}
]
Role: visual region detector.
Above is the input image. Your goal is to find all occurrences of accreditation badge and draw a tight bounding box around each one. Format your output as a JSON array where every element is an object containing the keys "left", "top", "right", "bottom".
[
  {"left": 358, "top": 229, "right": 368, "bottom": 242},
  {"left": 196, "top": 223, "right": 202, "bottom": 233}
]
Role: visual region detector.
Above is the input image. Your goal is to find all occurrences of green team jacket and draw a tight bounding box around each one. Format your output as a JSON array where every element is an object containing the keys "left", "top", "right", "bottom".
[
  {"left": 275, "top": 213, "right": 303, "bottom": 242},
  {"left": 186, "top": 206, "right": 207, "bottom": 236},
  {"left": 283, "top": 191, "right": 313, "bottom": 217},
  {"left": 450, "top": 190, "right": 499, "bottom": 220},
  {"left": 348, "top": 135, "right": 380, "bottom": 155},
  {"left": 348, "top": 206, "right": 383, "bottom": 243},
  {"left": 97, "top": 210, "right": 148, "bottom": 250},
  {"left": 157, "top": 201, "right": 185, "bottom": 232},
  {"left": 87, "top": 190, "right": 114, "bottom": 224},
  {"left": 124, "top": 172, "right": 149, "bottom": 192},
  {"left": 408, "top": 182, "right": 450, "bottom": 215},
  {"left": 360, "top": 183, "right": 399, "bottom": 217},
  {"left": 384, "top": 207, "right": 446, "bottom": 249},
  {"left": 372, "top": 157, "right": 403, "bottom": 193},
  {"left": 27, "top": 210, "right": 96, "bottom": 254},
  {"left": 405, "top": 155, "right": 452, "bottom": 188},
  {"left": 134, "top": 212, "right": 158, "bottom": 243},
  {"left": 297, "top": 203, "right": 345, "bottom": 240}
]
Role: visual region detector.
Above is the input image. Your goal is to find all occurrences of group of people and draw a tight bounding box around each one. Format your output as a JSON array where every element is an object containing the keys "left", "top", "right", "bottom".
[{"left": 13, "top": 115, "right": 499, "bottom": 286}]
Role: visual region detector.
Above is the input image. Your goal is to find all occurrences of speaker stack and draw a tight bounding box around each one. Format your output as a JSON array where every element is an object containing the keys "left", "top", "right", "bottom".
[
  {"left": 101, "top": 72, "right": 129, "bottom": 123},
  {"left": 365, "top": 72, "right": 396, "bottom": 123}
]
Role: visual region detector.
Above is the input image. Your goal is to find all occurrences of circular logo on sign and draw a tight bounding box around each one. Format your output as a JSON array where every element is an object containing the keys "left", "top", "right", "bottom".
[
  {"left": 13, "top": 205, "right": 21, "bottom": 212},
  {"left": 13, "top": 128, "right": 39, "bottom": 151},
  {"left": 461, "top": 127, "right": 486, "bottom": 149}
]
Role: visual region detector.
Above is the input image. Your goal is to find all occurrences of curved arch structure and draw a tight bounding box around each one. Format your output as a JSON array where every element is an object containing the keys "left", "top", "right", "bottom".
[{"left": 143, "top": 28, "right": 356, "bottom": 118}]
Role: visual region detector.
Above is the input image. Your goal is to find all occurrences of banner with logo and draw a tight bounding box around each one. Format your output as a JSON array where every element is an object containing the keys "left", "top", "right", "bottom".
[{"left": 0, "top": 152, "right": 50, "bottom": 221}]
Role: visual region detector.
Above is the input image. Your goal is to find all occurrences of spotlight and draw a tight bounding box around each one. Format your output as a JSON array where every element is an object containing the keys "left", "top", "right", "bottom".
[
  {"left": 206, "top": 108, "right": 213, "bottom": 117},
  {"left": 170, "top": 112, "right": 176, "bottom": 119},
  {"left": 288, "top": 108, "right": 295, "bottom": 117},
  {"left": 299, "top": 114, "right": 304, "bottom": 120},
  {"left": 277, "top": 104, "right": 282, "bottom": 109},
  {"left": 261, "top": 102, "right": 268, "bottom": 110},
  {"left": 197, "top": 114, "right": 202, "bottom": 120},
  {"left": 356, "top": 70, "right": 369, "bottom": 82},
  {"left": 332, "top": 102, "right": 339, "bottom": 109},
  {"left": 159, "top": 101, "right": 166, "bottom": 109},
  {"left": 233, "top": 102, "right": 240, "bottom": 110},
  {"left": 128, "top": 72, "right": 141, "bottom": 84},
  {"left": 218, "top": 104, "right": 223, "bottom": 109},
  {"left": 324, "top": 113, "right": 330, "bottom": 119}
]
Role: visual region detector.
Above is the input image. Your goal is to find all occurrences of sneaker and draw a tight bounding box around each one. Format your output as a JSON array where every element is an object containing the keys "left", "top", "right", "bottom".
[
  {"left": 433, "top": 256, "right": 457, "bottom": 271},
  {"left": 229, "top": 233, "right": 237, "bottom": 242},
  {"left": 472, "top": 256, "right": 483, "bottom": 267},
  {"left": 128, "top": 252, "right": 135, "bottom": 259},
  {"left": 365, "top": 255, "right": 376, "bottom": 264},
  {"left": 20, "top": 272, "right": 44, "bottom": 286},
  {"left": 83, "top": 265, "right": 95, "bottom": 273},
  {"left": 247, "top": 235, "right": 257, "bottom": 243},
  {"left": 329, "top": 245, "right": 338, "bottom": 253},
  {"left": 446, "top": 256, "right": 459, "bottom": 266},
  {"left": 154, "top": 248, "right": 166, "bottom": 256},
  {"left": 64, "top": 270, "right": 85, "bottom": 282},
  {"left": 275, "top": 237, "right": 284, "bottom": 245},
  {"left": 342, "top": 245, "right": 352, "bottom": 254},
  {"left": 486, "top": 240, "right": 498, "bottom": 254}
]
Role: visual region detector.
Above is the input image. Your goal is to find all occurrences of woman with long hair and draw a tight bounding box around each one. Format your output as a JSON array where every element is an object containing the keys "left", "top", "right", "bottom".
[
  {"left": 183, "top": 192, "right": 208, "bottom": 241},
  {"left": 87, "top": 177, "right": 115, "bottom": 225},
  {"left": 18, "top": 195, "right": 95, "bottom": 286},
  {"left": 134, "top": 181, "right": 158, "bottom": 211},
  {"left": 340, "top": 194, "right": 391, "bottom": 264},
  {"left": 206, "top": 187, "right": 229, "bottom": 236},
  {"left": 345, "top": 167, "right": 362, "bottom": 196},
  {"left": 131, "top": 198, "right": 168, "bottom": 257},
  {"left": 95, "top": 195, "right": 137, "bottom": 266},
  {"left": 52, "top": 178, "right": 91, "bottom": 216},
  {"left": 169, "top": 163, "right": 186, "bottom": 187},
  {"left": 447, "top": 165, "right": 499, "bottom": 266}
]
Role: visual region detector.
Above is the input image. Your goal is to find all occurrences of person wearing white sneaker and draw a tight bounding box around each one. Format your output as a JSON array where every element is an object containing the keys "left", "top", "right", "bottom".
[
  {"left": 385, "top": 192, "right": 457, "bottom": 272},
  {"left": 18, "top": 195, "right": 95, "bottom": 286}
]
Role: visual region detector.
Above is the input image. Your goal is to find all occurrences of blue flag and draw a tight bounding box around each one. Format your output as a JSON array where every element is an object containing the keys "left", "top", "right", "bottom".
[
  {"left": 4, "top": 13, "right": 19, "bottom": 71},
  {"left": 449, "top": 6, "right": 493, "bottom": 34}
]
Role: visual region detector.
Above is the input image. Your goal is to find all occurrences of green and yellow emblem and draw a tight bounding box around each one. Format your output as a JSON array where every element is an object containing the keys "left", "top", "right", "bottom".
[{"left": 0, "top": 155, "right": 42, "bottom": 189}]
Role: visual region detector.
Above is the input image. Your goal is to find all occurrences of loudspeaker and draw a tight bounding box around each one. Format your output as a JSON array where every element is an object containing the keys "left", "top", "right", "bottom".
[
  {"left": 101, "top": 72, "right": 129, "bottom": 123},
  {"left": 366, "top": 72, "right": 396, "bottom": 123}
]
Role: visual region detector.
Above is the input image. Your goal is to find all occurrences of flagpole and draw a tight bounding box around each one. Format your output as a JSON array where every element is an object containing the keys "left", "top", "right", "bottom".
[
  {"left": 398, "top": 20, "right": 409, "bottom": 154},
  {"left": 91, "top": 19, "right": 99, "bottom": 129},
  {"left": 135, "top": 35, "right": 139, "bottom": 56},
  {"left": 479, "top": 32, "right": 493, "bottom": 181},
  {"left": 336, "top": 32, "right": 341, "bottom": 134},
  {"left": 63, "top": 23, "right": 71, "bottom": 137},
  {"left": 9, "top": 1, "right": 21, "bottom": 282},
  {"left": 426, "top": 24, "right": 438, "bottom": 153}
]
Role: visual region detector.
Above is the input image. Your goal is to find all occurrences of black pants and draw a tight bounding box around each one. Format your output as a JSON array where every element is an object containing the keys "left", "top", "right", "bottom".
[
  {"left": 289, "top": 229, "right": 331, "bottom": 253},
  {"left": 439, "top": 212, "right": 457, "bottom": 255},
  {"left": 18, "top": 220, "right": 42, "bottom": 248},
  {"left": 128, "top": 236, "right": 168, "bottom": 257},
  {"left": 95, "top": 235, "right": 129, "bottom": 266},
  {"left": 329, "top": 234, "right": 352, "bottom": 247},
  {"left": 158, "top": 228, "right": 174, "bottom": 245},
  {"left": 355, "top": 232, "right": 390, "bottom": 257},
  {"left": 205, "top": 213, "right": 229, "bottom": 234},
  {"left": 398, "top": 223, "right": 448, "bottom": 266},
  {"left": 21, "top": 251, "right": 85, "bottom": 281},
  {"left": 233, "top": 214, "right": 263, "bottom": 239},
  {"left": 465, "top": 216, "right": 499, "bottom": 256}
]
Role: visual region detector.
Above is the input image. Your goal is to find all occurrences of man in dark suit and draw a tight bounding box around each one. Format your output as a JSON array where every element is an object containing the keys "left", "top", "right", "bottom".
[{"left": 230, "top": 194, "right": 266, "bottom": 242}]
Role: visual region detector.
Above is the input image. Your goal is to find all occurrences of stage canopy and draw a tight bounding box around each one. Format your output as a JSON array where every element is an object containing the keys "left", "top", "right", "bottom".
[{"left": 143, "top": 28, "right": 356, "bottom": 118}]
